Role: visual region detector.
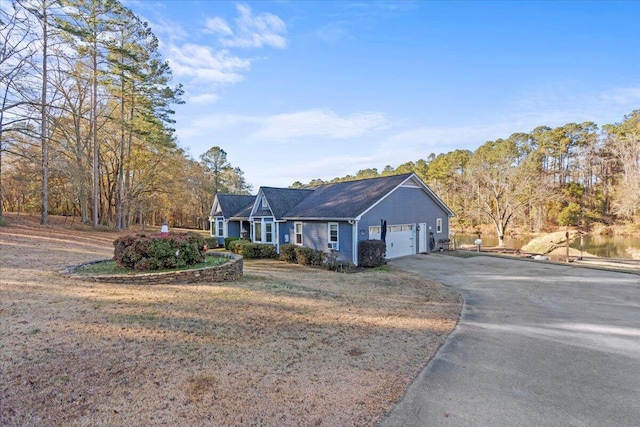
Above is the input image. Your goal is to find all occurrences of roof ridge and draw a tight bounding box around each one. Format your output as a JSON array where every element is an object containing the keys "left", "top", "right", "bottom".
[{"left": 315, "top": 172, "right": 413, "bottom": 188}]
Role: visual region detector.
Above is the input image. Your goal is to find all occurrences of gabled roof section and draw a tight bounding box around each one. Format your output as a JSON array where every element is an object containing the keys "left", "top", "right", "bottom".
[
  {"left": 253, "top": 187, "right": 314, "bottom": 220},
  {"left": 231, "top": 201, "right": 254, "bottom": 220},
  {"left": 284, "top": 173, "right": 415, "bottom": 220},
  {"left": 210, "top": 194, "right": 255, "bottom": 219}
]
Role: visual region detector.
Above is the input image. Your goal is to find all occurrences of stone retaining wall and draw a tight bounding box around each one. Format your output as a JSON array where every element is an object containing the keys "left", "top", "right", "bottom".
[{"left": 60, "top": 253, "right": 243, "bottom": 284}]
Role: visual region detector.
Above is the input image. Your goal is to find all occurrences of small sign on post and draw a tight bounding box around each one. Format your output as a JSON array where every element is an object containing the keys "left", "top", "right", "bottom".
[{"left": 161, "top": 222, "right": 169, "bottom": 237}]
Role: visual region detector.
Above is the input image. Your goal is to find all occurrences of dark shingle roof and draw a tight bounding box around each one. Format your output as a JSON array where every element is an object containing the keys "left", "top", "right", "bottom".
[
  {"left": 260, "top": 187, "right": 314, "bottom": 220},
  {"left": 215, "top": 194, "right": 256, "bottom": 219},
  {"left": 284, "top": 173, "right": 413, "bottom": 219},
  {"left": 232, "top": 201, "right": 254, "bottom": 220}
]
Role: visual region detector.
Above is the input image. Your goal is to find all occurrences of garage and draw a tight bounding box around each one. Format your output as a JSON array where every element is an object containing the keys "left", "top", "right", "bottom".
[{"left": 369, "top": 224, "right": 415, "bottom": 259}]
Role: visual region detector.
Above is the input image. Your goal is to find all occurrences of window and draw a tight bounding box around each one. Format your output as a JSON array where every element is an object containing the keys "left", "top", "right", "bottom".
[
  {"left": 328, "top": 223, "right": 339, "bottom": 250},
  {"left": 212, "top": 217, "right": 224, "bottom": 237},
  {"left": 253, "top": 218, "right": 274, "bottom": 244},
  {"left": 265, "top": 222, "right": 273, "bottom": 243},
  {"left": 389, "top": 224, "right": 413, "bottom": 232},
  {"left": 436, "top": 218, "right": 442, "bottom": 233},
  {"left": 294, "top": 222, "right": 303, "bottom": 245},
  {"left": 254, "top": 221, "right": 262, "bottom": 242},
  {"left": 261, "top": 196, "right": 268, "bottom": 208}
]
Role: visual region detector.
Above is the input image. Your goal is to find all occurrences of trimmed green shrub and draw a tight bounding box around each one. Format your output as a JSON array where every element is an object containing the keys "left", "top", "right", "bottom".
[
  {"left": 279, "top": 244, "right": 297, "bottom": 263},
  {"left": 358, "top": 240, "right": 386, "bottom": 268},
  {"left": 230, "top": 241, "right": 277, "bottom": 259},
  {"left": 224, "top": 237, "right": 241, "bottom": 250},
  {"left": 229, "top": 239, "right": 250, "bottom": 254},
  {"left": 113, "top": 232, "right": 207, "bottom": 271},
  {"left": 204, "top": 237, "right": 219, "bottom": 249},
  {"left": 294, "top": 246, "right": 325, "bottom": 266}
]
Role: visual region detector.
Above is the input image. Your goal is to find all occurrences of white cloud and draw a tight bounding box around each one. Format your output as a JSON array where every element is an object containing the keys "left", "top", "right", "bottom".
[
  {"left": 208, "top": 4, "right": 287, "bottom": 49},
  {"left": 167, "top": 44, "right": 251, "bottom": 84},
  {"left": 188, "top": 93, "right": 220, "bottom": 105},
  {"left": 157, "top": 5, "right": 288, "bottom": 106},
  {"left": 252, "top": 109, "right": 389, "bottom": 140},
  {"left": 204, "top": 16, "right": 233, "bottom": 36},
  {"left": 182, "top": 109, "right": 389, "bottom": 142}
]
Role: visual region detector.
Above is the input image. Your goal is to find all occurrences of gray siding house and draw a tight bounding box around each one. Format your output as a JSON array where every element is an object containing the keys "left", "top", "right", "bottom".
[
  {"left": 209, "top": 194, "right": 255, "bottom": 246},
  {"left": 209, "top": 173, "right": 454, "bottom": 265}
]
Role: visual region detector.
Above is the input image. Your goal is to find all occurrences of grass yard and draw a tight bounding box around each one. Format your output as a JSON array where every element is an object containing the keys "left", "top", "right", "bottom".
[{"left": 0, "top": 216, "right": 461, "bottom": 426}]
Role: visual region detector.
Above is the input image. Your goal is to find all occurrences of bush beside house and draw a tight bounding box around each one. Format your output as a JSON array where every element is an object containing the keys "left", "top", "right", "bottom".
[
  {"left": 280, "top": 244, "right": 356, "bottom": 271},
  {"left": 229, "top": 240, "right": 277, "bottom": 259},
  {"left": 293, "top": 246, "right": 325, "bottom": 266},
  {"left": 224, "top": 237, "right": 241, "bottom": 250},
  {"left": 279, "top": 244, "right": 297, "bottom": 263},
  {"left": 358, "top": 240, "right": 387, "bottom": 268}
]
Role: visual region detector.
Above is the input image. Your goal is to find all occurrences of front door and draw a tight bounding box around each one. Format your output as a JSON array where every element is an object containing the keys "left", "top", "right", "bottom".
[{"left": 419, "top": 223, "right": 427, "bottom": 253}]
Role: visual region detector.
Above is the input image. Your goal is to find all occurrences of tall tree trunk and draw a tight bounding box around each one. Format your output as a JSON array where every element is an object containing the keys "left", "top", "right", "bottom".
[
  {"left": 92, "top": 41, "right": 99, "bottom": 228},
  {"left": 40, "top": 3, "right": 49, "bottom": 225},
  {"left": 116, "top": 68, "right": 125, "bottom": 229}
]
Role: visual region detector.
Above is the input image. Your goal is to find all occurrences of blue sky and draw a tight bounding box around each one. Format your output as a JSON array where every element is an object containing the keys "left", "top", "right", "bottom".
[{"left": 126, "top": 1, "right": 640, "bottom": 189}]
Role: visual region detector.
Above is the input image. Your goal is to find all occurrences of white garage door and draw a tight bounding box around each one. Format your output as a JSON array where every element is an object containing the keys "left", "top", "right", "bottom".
[{"left": 369, "top": 224, "right": 415, "bottom": 259}]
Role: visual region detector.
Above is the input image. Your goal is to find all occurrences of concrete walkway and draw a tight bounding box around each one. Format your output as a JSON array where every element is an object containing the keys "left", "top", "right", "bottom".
[{"left": 381, "top": 254, "right": 640, "bottom": 427}]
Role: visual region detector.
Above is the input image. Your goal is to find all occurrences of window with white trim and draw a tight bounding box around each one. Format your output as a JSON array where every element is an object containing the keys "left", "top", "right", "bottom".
[
  {"left": 217, "top": 219, "right": 224, "bottom": 237},
  {"left": 261, "top": 196, "right": 268, "bottom": 208},
  {"left": 254, "top": 221, "right": 262, "bottom": 242},
  {"left": 265, "top": 222, "right": 273, "bottom": 243},
  {"left": 436, "top": 218, "right": 442, "bottom": 233},
  {"left": 294, "top": 222, "right": 303, "bottom": 245},
  {"left": 253, "top": 218, "right": 274, "bottom": 244},
  {"left": 328, "top": 223, "right": 339, "bottom": 250}
]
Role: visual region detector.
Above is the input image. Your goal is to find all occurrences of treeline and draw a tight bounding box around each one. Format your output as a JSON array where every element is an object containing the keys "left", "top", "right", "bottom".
[
  {"left": 292, "top": 111, "right": 640, "bottom": 245},
  {"left": 0, "top": 1, "right": 250, "bottom": 229}
]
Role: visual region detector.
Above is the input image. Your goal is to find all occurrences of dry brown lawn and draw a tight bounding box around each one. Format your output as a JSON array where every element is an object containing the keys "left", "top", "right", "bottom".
[{"left": 0, "top": 215, "right": 461, "bottom": 426}]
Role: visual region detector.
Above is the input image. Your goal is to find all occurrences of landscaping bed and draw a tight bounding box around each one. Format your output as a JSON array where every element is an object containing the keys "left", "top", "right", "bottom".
[
  {"left": 0, "top": 217, "right": 462, "bottom": 426},
  {"left": 61, "top": 253, "right": 243, "bottom": 284}
]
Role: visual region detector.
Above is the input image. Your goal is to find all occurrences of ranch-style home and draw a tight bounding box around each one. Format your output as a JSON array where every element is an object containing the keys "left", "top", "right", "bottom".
[{"left": 209, "top": 173, "right": 454, "bottom": 266}]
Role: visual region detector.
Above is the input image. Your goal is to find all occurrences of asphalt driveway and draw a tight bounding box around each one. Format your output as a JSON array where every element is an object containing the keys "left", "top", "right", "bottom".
[{"left": 381, "top": 254, "right": 640, "bottom": 427}]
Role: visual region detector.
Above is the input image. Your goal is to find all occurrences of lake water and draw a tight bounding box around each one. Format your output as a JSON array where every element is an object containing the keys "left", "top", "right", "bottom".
[{"left": 453, "top": 233, "right": 640, "bottom": 259}]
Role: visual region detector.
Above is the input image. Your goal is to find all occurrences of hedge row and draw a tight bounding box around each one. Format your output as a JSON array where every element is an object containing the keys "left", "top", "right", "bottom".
[
  {"left": 229, "top": 240, "right": 277, "bottom": 259},
  {"left": 280, "top": 241, "right": 386, "bottom": 269},
  {"left": 224, "top": 237, "right": 241, "bottom": 250},
  {"left": 113, "top": 232, "right": 207, "bottom": 271},
  {"left": 280, "top": 243, "right": 350, "bottom": 270}
]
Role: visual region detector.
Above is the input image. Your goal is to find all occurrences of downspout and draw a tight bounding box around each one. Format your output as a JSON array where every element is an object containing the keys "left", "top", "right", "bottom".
[{"left": 350, "top": 220, "right": 359, "bottom": 266}]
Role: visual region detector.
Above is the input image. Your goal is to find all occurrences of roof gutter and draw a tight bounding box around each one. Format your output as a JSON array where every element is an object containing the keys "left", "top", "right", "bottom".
[{"left": 282, "top": 217, "right": 356, "bottom": 222}]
